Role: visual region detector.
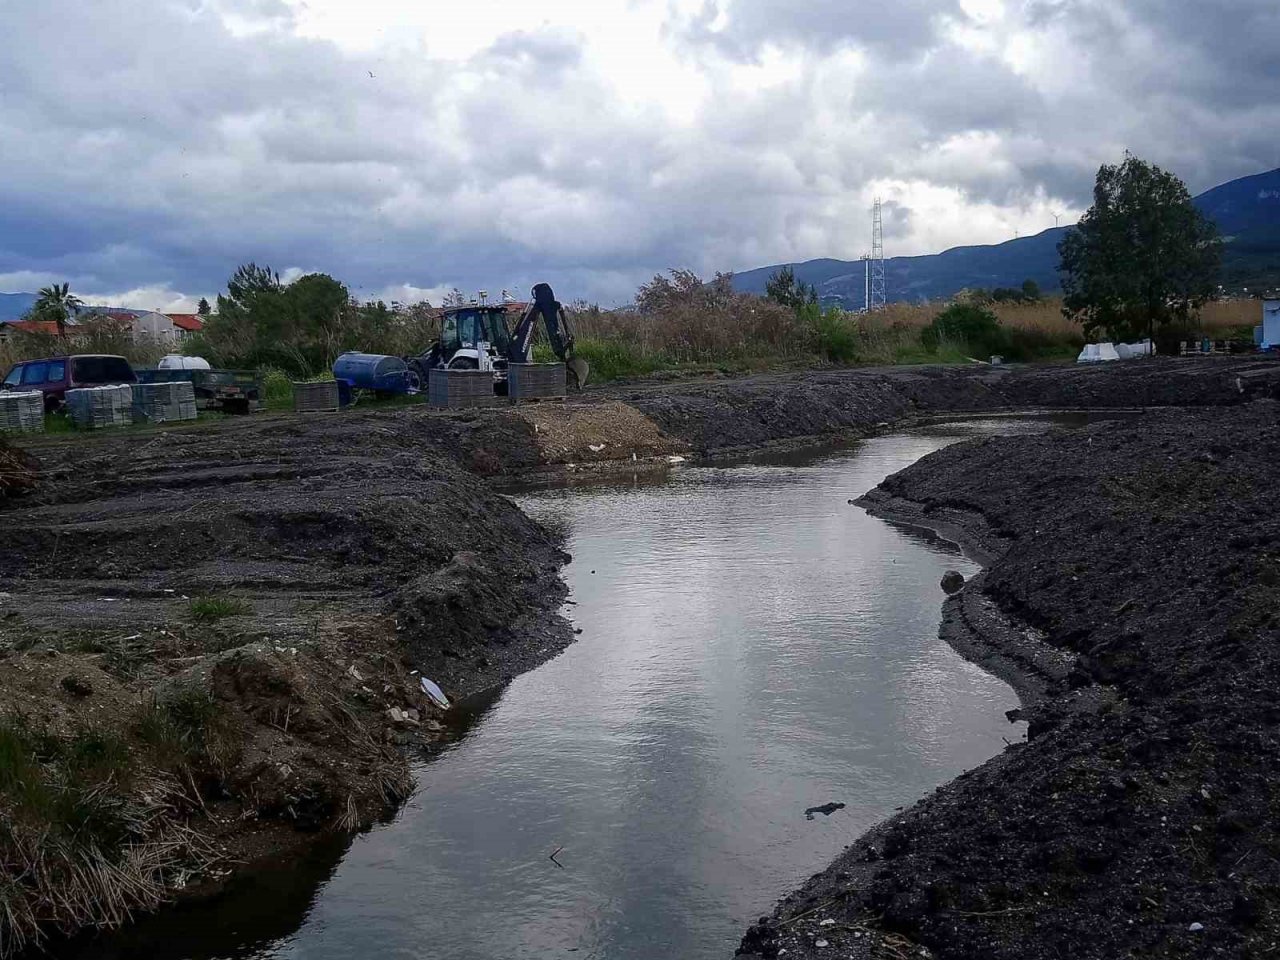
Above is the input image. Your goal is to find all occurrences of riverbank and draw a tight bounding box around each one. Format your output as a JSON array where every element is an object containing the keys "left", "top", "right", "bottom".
[
  {"left": 0, "top": 413, "right": 576, "bottom": 954},
  {"left": 2, "top": 356, "right": 1279, "bottom": 953},
  {"left": 738, "top": 399, "right": 1280, "bottom": 960}
]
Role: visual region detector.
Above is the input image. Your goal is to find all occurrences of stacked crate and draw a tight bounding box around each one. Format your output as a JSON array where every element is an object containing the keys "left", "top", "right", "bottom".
[
  {"left": 292, "top": 380, "right": 341, "bottom": 413},
  {"left": 428, "top": 369, "right": 497, "bottom": 408},
  {"left": 0, "top": 391, "right": 45, "bottom": 433},
  {"left": 507, "top": 363, "right": 566, "bottom": 402},
  {"left": 66, "top": 385, "right": 133, "bottom": 429},
  {"left": 131, "top": 381, "right": 198, "bottom": 424}
]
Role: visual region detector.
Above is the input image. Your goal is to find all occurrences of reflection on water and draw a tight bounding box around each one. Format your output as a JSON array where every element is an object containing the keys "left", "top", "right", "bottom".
[{"left": 72, "top": 421, "right": 1038, "bottom": 960}]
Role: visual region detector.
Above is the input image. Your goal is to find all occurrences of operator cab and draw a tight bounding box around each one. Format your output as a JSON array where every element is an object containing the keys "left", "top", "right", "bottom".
[{"left": 440, "top": 305, "right": 512, "bottom": 361}]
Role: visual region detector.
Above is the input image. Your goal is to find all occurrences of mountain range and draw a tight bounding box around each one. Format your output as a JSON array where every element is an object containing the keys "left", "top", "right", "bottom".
[
  {"left": 730, "top": 167, "right": 1280, "bottom": 308},
  {"left": 3, "top": 169, "right": 1276, "bottom": 320},
  {"left": 0, "top": 293, "right": 37, "bottom": 322}
]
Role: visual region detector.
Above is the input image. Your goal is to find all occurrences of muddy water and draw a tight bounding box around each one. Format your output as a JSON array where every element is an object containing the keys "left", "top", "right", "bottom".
[{"left": 79, "top": 423, "right": 1038, "bottom": 960}]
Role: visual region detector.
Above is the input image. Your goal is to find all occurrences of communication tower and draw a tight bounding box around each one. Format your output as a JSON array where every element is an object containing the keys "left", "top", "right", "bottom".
[{"left": 870, "top": 197, "right": 886, "bottom": 311}]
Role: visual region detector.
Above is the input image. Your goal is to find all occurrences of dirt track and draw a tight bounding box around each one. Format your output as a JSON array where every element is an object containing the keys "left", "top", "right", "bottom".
[{"left": 3, "top": 355, "right": 1280, "bottom": 951}]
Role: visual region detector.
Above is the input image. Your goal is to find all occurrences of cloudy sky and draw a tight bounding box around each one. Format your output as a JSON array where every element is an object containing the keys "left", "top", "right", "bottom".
[{"left": 2, "top": 0, "right": 1277, "bottom": 309}]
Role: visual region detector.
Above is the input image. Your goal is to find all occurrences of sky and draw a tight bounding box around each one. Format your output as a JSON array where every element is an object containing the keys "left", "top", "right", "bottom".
[{"left": 1, "top": 0, "right": 1277, "bottom": 310}]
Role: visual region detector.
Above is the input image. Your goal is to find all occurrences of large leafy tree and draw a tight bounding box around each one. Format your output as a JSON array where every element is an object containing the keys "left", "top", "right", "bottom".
[
  {"left": 32, "top": 282, "right": 83, "bottom": 340},
  {"left": 1059, "top": 155, "right": 1220, "bottom": 342}
]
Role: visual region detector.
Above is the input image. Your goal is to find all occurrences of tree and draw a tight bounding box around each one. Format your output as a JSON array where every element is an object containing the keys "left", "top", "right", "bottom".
[
  {"left": 1059, "top": 155, "right": 1220, "bottom": 342},
  {"left": 764, "top": 265, "right": 818, "bottom": 312},
  {"left": 197, "top": 297, "right": 211, "bottom": 316},
  {"left": 1020, "top": 279, "right": 1042, "bottom": 302},
  {"left": 32, "top": 282, "right": 83, "bottom": 340}
]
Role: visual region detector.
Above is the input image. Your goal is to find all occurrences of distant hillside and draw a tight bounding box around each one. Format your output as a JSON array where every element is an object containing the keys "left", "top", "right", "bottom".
[
  {"left": 732, "top": 167, "right": 1280, "bottom": 307},
  {"left": 0, "top": 293, "right": 37, "bottom": 321}
]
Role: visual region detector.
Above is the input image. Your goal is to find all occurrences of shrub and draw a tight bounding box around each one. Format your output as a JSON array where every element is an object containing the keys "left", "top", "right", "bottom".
[
  {"left": 923, "top": 304, "right": 1004, "bottom": 357},
  {"left": 801, "top": 303, "right": 859, "bottom": 364},
  {"left": 188, "top": 596, "right": 252, "bottom": 622}
]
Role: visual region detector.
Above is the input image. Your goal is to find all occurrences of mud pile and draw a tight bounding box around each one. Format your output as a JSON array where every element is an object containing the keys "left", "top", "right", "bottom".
[{"left": 741, "top": 401, "right": 1280, "bottom": 960}]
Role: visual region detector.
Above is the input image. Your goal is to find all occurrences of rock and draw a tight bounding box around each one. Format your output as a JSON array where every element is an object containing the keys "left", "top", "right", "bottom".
[
  {"left": 940, "top": 570, "right": 965, "bottom": 594},
  {"left": 1189, "top": 922, "right": 1204, "bottom": 932},
  {"left": 815, "top": 939, "right": 830, "bottom": 948},
  {"left": 805, "top": 802, "right": 846, "bottom": 820}
]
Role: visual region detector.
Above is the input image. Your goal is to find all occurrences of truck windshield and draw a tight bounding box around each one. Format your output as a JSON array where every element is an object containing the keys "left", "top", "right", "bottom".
[{"left": 72, "top": 356, "right": 136, "bottom": 384}]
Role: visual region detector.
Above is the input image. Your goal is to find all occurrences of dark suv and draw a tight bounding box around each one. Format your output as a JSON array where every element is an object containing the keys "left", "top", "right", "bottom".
[{"left": 1, "top": 355, "right": 137, "bottom": 411}]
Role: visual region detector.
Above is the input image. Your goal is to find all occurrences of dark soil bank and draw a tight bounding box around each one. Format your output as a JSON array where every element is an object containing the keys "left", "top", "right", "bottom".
[
  {"left": 624, "top": 357, "right": 1280, "bottom": 454},
  {"left": 0, "top": 407, "right": 572, "bottom": 952},
  {"left": 739, "top": 400, "right": 1280, "bottom": 960}
]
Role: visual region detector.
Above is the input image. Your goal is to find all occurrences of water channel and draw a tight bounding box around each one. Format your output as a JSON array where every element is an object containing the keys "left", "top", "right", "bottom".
[{"left": 74, "top": 420, "right": 1053, "bottom": 960}]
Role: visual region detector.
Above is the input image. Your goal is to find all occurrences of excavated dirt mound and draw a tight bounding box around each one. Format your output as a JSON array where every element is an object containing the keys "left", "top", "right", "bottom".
[{"left": 741, "top": 400, "right": 1280, "bottom": 960}]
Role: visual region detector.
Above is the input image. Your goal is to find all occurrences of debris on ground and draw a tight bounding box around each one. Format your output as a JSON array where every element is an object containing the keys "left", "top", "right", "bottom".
[{"left": 0, "top": 436, "right": 36, "bottom": 502}]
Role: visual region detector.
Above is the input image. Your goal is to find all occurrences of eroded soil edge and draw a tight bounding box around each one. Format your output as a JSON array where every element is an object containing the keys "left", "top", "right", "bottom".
[{"left": 740, "top": 401, "right": 1280, "bottom": 960}]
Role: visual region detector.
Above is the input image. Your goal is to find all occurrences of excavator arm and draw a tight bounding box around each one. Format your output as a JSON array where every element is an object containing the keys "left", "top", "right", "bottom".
[{"left": 507, "top": 283, "right": 589, "bottom": 389}]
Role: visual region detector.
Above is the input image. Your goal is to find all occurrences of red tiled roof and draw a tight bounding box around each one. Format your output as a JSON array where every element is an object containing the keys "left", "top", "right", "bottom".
[
  {"left": 0, "top": 320, "right": 63, "bottom": 336},
  {"left": 166, "top": 314, "right": 205, "bottom": 332},
  {"left": 100, "top": 310, "right": 138, "bottom": 322}
]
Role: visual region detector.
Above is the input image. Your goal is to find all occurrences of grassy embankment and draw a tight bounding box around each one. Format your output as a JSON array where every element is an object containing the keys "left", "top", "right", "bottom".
[
  {"left": 551, "top": 298, "right": 1258, "bottom": 382},
  {"left": 0, "top": 683, "right": 229, "bottom": 954}
]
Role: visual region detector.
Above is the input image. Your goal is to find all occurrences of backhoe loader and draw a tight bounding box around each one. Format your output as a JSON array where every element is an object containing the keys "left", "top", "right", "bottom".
[{"left": 407, "top": 283, "right": 589, "bottom": 393}]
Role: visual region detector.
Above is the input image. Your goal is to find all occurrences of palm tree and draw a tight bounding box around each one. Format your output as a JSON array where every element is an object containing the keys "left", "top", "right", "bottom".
[{"left": 33, "top": 283, "right": 83, "bottom": 341}]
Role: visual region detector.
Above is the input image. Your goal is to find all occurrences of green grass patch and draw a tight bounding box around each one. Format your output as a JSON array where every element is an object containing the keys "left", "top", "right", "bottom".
[
  {"left": 135, "top": 688, "right": 224, "bottom": 769},
  {"left": 0, "top": 706, "right": 221, "bottom": 952},
  {"left": 188, "top": 595, "right": 252, "bottom": 622}
]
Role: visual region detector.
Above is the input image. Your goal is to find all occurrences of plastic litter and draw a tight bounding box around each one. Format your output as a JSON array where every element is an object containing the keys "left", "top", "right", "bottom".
[{"left": 420, "top": 676, "right": 451, "bottom": 709}]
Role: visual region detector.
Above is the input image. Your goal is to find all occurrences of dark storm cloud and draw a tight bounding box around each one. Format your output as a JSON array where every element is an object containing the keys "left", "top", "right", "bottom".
[{"left": 0, "top": 0, "right": 1277, "bottom": 304}]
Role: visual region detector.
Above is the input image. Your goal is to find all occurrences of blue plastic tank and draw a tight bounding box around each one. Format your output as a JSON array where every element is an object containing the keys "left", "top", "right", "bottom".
[{"left": 332, "top": 352, "right": 412, "bottom": 392}]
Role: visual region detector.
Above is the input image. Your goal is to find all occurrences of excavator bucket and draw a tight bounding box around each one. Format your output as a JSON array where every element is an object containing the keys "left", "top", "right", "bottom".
[{"left": 567, "top": 355, "right": 590, "bottom": 390}]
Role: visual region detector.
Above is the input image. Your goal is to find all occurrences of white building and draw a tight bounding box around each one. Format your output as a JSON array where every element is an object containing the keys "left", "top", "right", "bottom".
[{"left": 1261, "top": 300, "right": 1280, "bottom": 350}]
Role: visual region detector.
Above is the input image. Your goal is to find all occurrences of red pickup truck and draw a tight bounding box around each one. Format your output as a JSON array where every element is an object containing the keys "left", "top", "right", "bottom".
[{"left": 1, "top": 355, "right": 137, "bottom": 412}]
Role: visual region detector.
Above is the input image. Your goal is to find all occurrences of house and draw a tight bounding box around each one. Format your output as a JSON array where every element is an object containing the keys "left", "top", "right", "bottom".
[
  {"left": 131, "top": 311, "right": 179, "bottom": 343},
  {"left": 0, "top": 319, "right": 66, "bottom": 344},
  {"left": 164, "top": 314, "right": 205, "bottom": 340}
]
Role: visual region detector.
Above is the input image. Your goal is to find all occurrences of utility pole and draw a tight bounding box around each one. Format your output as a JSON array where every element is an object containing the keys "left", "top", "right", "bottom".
[
  {"left": 870, "top": 198, "right": 886, "bottom": 311},
  {"left": 860, "top": 254, "right": 871, "bottom": 313}
]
